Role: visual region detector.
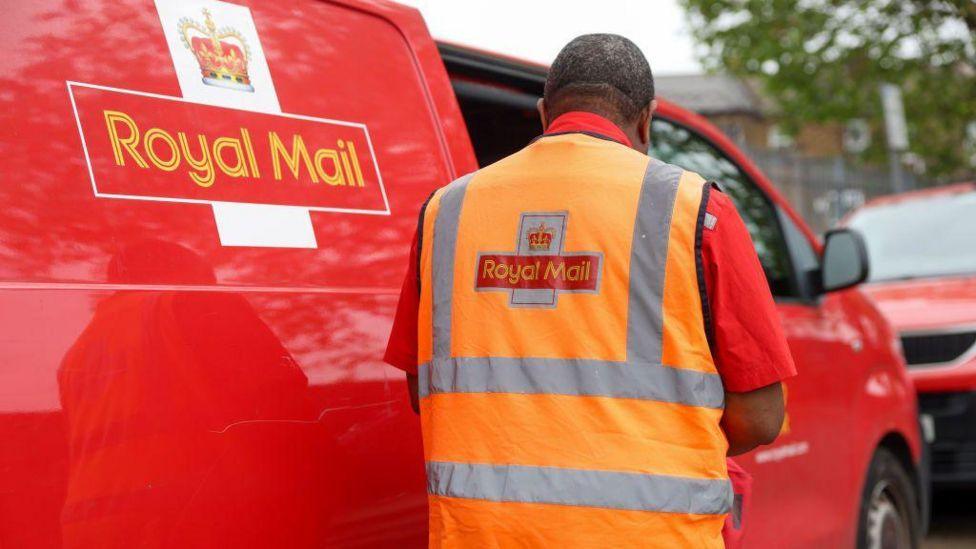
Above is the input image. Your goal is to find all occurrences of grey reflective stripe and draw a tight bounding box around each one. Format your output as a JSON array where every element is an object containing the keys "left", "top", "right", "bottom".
[
  {"left": 427, "top": 461, "right": 733, "bottom": 515},
  {"left": 626, "top": 159, "right": 682, "bottom": 364},
  {"left": 431, "top": 173, "right": 475, "bottom": 359},
  {"left": 418, "top": 357, "right": 724, "bottom": 409},
  {"left": 422, "top": 162, "right": 723, "bottom": 410}
]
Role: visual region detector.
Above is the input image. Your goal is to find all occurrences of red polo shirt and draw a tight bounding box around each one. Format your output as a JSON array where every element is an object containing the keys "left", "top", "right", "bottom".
[{"left": 384, "top": 112, "right": 795, "bottom": 392}]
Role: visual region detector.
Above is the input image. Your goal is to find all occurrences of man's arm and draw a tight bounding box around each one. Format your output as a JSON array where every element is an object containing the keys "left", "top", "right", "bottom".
[
  {"left": 722, "top": 382, "right": 785, "bottom": 456},
  {"left": 700, "top": 188, "right": 796, "bottom": 456}
]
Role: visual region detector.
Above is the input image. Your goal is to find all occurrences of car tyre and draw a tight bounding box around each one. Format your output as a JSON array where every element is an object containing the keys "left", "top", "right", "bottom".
[{"left": 856, "top": 447, "right": 920, "bottom": 549}]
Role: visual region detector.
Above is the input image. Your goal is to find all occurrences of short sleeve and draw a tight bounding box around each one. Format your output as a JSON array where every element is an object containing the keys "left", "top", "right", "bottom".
[
  {"left": 701, "top": 190, "right": 797, "bottom": 392},
  {"left": 383, "top": 233, "right": 420, "bottom": 375}
]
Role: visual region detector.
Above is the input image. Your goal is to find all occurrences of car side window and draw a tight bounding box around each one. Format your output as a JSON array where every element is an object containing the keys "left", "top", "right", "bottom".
[
  {"left": 649, "top": 118, "right": 796, "bottom": 298},
  {"left": 779, "top": 208, "right": 820, "bottom": 298}
]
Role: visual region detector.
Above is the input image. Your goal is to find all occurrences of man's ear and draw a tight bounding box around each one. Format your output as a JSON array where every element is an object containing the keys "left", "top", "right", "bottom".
[
  {"left": 537, "top": 98, "right": 549, "bottom": 131},
  {"left": 637, "top": 99, "right": 657, "bottom": 148}
]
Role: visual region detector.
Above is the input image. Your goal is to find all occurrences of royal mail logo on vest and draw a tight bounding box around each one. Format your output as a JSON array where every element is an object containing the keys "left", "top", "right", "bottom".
[
  {"left": 66, "top": 0, "right": 389, "bottom": 249},
  {"left": 476, "top": 212, "right": 603, "bottom": 307}
]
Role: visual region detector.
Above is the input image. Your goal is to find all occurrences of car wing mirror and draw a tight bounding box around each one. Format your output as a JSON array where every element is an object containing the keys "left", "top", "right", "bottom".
[{"left": 820, "top": 228, "right": 870, "bottom": 293}]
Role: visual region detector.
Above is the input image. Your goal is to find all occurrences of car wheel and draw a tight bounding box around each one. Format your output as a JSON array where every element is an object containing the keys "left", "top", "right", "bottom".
[{"left": 857, "top": 447, "right": 920, "bottom": 549}]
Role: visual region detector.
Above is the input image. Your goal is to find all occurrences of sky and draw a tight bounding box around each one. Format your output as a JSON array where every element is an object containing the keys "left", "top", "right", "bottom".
[{"left": 398, "top": 0, "right": 703, "bottom": 75}]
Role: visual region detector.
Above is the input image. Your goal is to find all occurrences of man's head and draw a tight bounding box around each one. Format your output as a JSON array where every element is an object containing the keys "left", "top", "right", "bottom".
[{"left": 539, "top": 34, "right": 656, "bottom": 152}]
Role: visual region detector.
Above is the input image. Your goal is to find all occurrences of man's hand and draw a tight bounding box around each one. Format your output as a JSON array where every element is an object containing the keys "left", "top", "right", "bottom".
[
  {"left": 722, "top": 382, "right": 785, "bottom": 456},
  {"left": 406, "top": 373, "right": 420, "bottom": 414}
]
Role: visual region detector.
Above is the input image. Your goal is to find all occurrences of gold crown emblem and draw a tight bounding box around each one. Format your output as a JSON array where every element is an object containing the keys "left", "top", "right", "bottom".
[
  {"left": 527, "top": 223, "right": 554, "bottom": 251},
  {"left": 178, "top": 9, "right": 254, "bottom": 92}
]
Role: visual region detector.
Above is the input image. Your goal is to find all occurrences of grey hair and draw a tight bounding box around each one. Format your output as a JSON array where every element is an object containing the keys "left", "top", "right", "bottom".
[{"left": 544, "top": 34, "right": 655, "bottom": 122}]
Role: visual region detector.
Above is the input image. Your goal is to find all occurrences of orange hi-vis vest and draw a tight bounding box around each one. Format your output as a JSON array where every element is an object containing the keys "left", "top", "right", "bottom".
[{"left": 417, "top": 132, "right": 731, "bottom": 548}]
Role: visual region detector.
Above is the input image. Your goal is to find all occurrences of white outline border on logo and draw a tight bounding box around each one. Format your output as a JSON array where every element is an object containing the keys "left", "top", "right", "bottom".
[
  {"left": 473, "top": 211, "right": 604, "bottom": 308},
  {"left": 66, "top": 80, "right": 391, "bottom": 216}
]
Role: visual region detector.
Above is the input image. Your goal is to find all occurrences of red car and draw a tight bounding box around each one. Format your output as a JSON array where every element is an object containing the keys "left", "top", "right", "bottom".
[
  {"left": 0, "top": 1, "right": 922, "bottom": 547},
  {"left": 846, "top": 183, "right": 976, "bottom": 487}
]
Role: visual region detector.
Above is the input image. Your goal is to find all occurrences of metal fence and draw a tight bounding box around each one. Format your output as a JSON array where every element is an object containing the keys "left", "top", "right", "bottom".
[{"left": 744, "top": 149, "right": 928, "bottom": 233}]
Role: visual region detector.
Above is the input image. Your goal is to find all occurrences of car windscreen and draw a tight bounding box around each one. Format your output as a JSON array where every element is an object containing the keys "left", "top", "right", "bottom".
[{"left": 847, "top": 190, "right": 976, "bottom": 282}]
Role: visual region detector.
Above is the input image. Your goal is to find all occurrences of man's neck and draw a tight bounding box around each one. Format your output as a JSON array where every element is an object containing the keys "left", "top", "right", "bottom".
[{"left": 544, "top": 111, "right": 633, "bottom": 148}]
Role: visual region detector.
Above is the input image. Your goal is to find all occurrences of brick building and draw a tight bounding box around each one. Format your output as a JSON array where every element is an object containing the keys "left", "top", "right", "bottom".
[{"left": 656, "top": 74, "right": 844, "bottom": 157}]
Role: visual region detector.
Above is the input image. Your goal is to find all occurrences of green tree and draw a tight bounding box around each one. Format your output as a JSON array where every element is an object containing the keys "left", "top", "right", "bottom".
[{"left": 680, "top": 0, "right": 976, "bottom": 179}]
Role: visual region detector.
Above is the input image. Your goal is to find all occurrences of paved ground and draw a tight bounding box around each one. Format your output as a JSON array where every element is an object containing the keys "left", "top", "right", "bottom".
[{"left": 923, "top": 489, "right": 976, "bottom": 548}]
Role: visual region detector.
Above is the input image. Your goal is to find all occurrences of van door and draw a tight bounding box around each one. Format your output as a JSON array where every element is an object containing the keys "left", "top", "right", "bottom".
[
  {"left": 649, "top": 117, "right": 864, "bottom": 546},
  {"left": 0, "top": 1, "right": 473, "bottom": 547}
]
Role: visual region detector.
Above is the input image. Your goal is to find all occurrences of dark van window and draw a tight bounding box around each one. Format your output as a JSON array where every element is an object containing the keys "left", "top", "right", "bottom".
[{"left": 650, "top": 118, "right": 795, "bottom": 297}]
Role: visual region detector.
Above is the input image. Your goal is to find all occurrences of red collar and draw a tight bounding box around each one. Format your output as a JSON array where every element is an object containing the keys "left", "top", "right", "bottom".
[{"left": 543, "top": 111, "right": 632, "bottom": 148}]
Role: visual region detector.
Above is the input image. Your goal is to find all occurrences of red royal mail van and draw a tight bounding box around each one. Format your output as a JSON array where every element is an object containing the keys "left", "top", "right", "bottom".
[
  {"left": 439, "top": 44, "right": 927, "bottom": 548},
  {"left": 0, "top": 1, "right": 923, "bottom": 548},
  {"left": 846, "top": 183, "right": 976, "bottom": 488}
]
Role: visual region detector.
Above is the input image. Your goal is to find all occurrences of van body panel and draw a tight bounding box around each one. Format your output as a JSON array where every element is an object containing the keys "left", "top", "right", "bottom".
[{"left": 0, "top": 0, "right": 471, "bottom": 546}]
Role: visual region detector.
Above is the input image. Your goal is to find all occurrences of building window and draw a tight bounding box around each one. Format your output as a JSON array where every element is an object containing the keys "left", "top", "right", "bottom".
[{"left": 767, "top": 125, "right": 794, "bottom": 149}]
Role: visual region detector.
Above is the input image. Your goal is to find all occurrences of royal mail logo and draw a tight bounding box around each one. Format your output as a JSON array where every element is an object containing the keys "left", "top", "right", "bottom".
[
  {"left": 58, "top": 0, "right": 382, "bottom": 248},
  {"left": 67, "top": 82, "right": 389, "bottom": 214},
  {"left": 179, "top": 9, "right": 253, "bottom": 92},
  {"left": 475, "top": 212, "right": 602, "bottom": 307}
]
